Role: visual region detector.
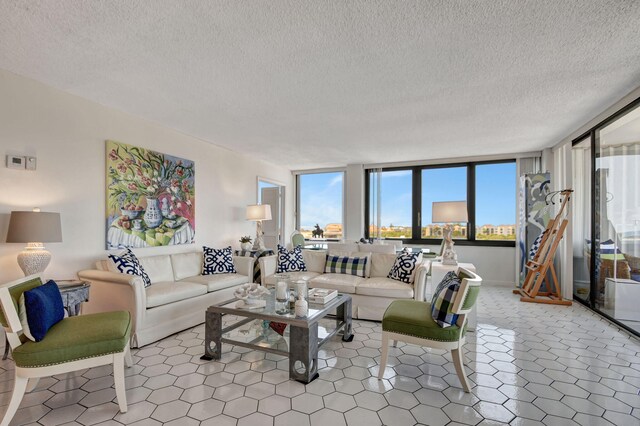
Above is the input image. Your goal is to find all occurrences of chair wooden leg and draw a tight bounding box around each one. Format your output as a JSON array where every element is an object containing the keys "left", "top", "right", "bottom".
[
  {"left": 26, "top": 378, "right": 39, "bottom": 393},
  {"left": 451, "top": 347, "right": 471, "bottom": 392},
  {"left": 124, "top": 345, "right": 133, "bottom": 368},
  {"left": 113, "top": 353, "right": 128, "bottom": 413},
  {"left": 378, "top": 332, "right": 390, "bottom": 380},
  {"left": 1, "top": 374, "right": 28, "bottom": 426}
]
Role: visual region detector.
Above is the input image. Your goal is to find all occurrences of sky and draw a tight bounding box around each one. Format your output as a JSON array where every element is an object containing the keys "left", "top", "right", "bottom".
[{"left": 299, "top": 163, "right": 516, "bottom": 229}]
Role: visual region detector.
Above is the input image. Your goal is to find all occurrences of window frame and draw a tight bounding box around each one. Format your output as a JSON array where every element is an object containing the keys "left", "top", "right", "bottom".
[
  {"left": 295, "top": 170, "right": 346, "bottom": 242},
  {"left": 364, "top": 159, "right": 516, "bottom": 247}
]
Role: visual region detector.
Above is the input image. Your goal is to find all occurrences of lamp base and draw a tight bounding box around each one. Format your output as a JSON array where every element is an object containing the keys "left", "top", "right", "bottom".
[
  {"left": 17, "top": 243, "right": 51, "bottom": 276},
  {"left": 441, "top": 224, "right": 458, "bottom": 266},
  {"left": 253, "top": 220, "right": 267, "bottom": 251}
]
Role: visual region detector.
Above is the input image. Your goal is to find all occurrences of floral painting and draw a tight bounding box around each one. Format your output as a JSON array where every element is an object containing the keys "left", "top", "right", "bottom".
[{"left": 106, "top": 140, "right": 195, "bottom": 249}]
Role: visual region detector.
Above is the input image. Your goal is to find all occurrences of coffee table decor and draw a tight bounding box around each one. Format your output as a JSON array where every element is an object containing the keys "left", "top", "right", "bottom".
[{"left": 201, "top": 288, "right": 353, "bottom": 383}]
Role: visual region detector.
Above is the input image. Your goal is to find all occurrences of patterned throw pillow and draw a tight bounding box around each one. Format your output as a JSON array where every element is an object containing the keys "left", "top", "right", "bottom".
[
  {"left": 202, "top": 246, "right": 237, "bottom": 275},
  {"left": 276, "top": 245, "right": 307, "bottom": 273},
  {"left": 387, "top": 251, "right": 420, "bottom": 283},
  {"left": 324, "top": 255, "right": 368, "bottom": 277},
  {"left": 600, "top": 239, "right": 625, "bottom": 260},
  {"left": 108, "top": 248, "right": 152, "bottom": 287},
  {"left": 431, "top": 271, "right": 462, "bottom": 328}
]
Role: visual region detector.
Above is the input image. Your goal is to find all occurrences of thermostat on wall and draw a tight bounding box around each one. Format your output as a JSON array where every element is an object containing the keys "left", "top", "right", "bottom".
[{"left": 6, "top": 155, "right": 25, "bottom": 169}]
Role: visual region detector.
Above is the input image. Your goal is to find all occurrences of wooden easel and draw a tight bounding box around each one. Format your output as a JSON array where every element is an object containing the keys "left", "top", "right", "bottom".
[{"left": 513, "top": 189, "right": 573, "bottom": 305}]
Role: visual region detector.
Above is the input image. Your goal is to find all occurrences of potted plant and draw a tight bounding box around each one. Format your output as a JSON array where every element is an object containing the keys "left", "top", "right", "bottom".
[{"left": 239, "top": 236, "right": 253, "bottom": 251}]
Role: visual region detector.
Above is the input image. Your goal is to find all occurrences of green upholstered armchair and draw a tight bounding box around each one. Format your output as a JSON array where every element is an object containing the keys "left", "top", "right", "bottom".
[
  {"left": 0, "top": 275, "right": 132, "bottom": 426},
  {"left": 378, "top": 267, "right": 482, "bottom": 392}
]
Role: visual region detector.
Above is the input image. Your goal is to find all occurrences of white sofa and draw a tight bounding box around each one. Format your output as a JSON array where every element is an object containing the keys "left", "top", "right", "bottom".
[
  {"left": 259, "top": 246, "right": 428, "bottom": 321},
  {"left": 78, "top": 251, "right": 254, "bottom": 347}
]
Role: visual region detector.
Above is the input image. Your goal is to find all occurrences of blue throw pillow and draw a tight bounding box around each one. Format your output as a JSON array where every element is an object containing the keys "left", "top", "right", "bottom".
[{"left": 24, "top": 280, "right": 65, "bottom": 342}]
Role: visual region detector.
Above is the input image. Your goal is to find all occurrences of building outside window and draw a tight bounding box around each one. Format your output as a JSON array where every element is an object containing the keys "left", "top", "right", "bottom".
[{"left": 297, "top": 171, "right": 344, "bottom": 240}]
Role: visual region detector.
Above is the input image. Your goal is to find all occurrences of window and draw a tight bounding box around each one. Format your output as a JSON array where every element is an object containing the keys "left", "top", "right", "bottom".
[
  {"left": 366, "top": 160, "right": 516, "bottom": 246},
  {"left": 421, "top": 166, "right": 467, "bottom": 239},
  {"left": 368, "top": 170, "right": 413, "bottom": 239},
  {"left": 297, "top": 172, "right": 344, "bottom": 240},
  {"left": 475, "top": 163, "right": 516, "bottom": 240}
]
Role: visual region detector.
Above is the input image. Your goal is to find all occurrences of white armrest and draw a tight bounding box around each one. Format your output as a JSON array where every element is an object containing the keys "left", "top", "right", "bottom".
[
  {"left": 77, "top": 269, "right": 147, "bottom": 344},
  {"left": 233, "top": 256, "right": 255, "bottom": 278},
  {"left": 413, "top": 262, "right": 429, "bottom": 302},
  {"left": 258, "top": 255, "right": 277, "bottom": 285}
]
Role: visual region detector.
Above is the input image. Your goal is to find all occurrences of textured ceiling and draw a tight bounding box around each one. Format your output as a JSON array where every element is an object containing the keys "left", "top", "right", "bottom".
[{"left": 1, "top": 1, "right": 640, "bottom": 169}]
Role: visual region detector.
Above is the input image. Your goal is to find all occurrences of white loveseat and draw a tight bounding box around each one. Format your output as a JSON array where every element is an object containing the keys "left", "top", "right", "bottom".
[
  {"left": 78, "top": 251, "right": 254, "bottom": 347},
  {"left": 259, "top": 246, "right": 428, "bottom": 321}
]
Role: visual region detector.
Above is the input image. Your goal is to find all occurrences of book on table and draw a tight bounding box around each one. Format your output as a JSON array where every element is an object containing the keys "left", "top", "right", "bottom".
[{"left": 308, "top": 288, "right": 338, "bottom": 304}]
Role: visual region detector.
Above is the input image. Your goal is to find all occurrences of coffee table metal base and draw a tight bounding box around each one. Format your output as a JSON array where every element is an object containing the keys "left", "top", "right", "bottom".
[{"left": 201, "top": 297, "right": 353, "bottom": 384}]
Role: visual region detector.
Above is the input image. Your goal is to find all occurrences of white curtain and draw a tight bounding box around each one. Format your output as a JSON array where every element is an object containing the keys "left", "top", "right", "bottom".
[{"left": 599, "top": 142, "right": 640, "bottom": 258}]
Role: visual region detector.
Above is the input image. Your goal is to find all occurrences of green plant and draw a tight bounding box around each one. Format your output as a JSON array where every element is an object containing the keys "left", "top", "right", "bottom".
[{"left": 239, "top": 236, "right": 252, "bottom": 243}]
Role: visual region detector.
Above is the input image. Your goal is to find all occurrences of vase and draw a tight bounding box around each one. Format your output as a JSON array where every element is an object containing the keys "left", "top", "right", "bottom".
[{"left": 144, "top": 197, "right": 163, "bottom": 229}]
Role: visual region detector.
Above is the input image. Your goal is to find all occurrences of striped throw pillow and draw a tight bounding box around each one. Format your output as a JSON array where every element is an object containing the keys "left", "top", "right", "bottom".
[
  {"left": 324, "top": 255, "right": 368, "bottom": 277},
  {"left": 431, "top": 271, "right": 462, "bottom": 328}
]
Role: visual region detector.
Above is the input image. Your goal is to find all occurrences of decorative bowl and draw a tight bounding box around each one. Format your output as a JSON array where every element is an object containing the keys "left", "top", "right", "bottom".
[
  {"left": 121, "top": 209, "right": 141, "bottom": 220},
  {"left": 234, "top": 283, "right": 270, "bottom": 303}
]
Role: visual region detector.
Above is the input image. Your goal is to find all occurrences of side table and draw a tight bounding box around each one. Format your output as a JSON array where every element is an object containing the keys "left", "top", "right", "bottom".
[
  {"left": 234, "top": 249, "right": 275, "bottom": 283},
  {"left": 2, "top": 280, "right": 91, "bottom": 360},
  {"left": 427, "top": 261, "right": 478, "bottom": 331}
]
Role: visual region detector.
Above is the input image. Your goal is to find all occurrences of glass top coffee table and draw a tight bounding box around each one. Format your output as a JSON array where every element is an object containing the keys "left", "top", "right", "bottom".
[{"left": 201, "top": 290, "right": 353, "bottom": 383}]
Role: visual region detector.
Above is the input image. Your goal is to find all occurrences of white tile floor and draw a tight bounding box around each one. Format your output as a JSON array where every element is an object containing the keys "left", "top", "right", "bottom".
[{"left": 2, "top": 284, "right": 640, "bottom": 425}]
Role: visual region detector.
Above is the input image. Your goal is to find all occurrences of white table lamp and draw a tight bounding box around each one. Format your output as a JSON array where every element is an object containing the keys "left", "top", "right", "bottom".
[
  {"left": 6, "top": 210, "right": 62, "bottom": 275},
  {"left": 432, "top": 201, "right": 468, "bottom": 265},
  {"left": 246, "top": 204, "right": 272, "bottom": 251}
]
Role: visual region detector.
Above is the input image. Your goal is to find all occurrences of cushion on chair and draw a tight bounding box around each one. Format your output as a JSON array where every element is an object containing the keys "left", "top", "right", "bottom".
[
  {"left": 309, "top": 273, "right": 364, "bottom": 294},
  {"left": 382, "top": 299, "right": 465, "bottom": 342},
  {"left": 12, "top": 311, "right": 131, "bottom": 368},
  {"left": 276, "top": 245, "right": 307, "bottom": 273},
  {"left": 24, "top": 280, "right": 65, "bottom": 342},
  {"left": 0, "top": 277, "right": 43, "bottom": 328},
  {"left": 431, "top": 271, "right": 462, "bottom": 328},
  {"left": 203, "top": 246, "right": 237, "bottom": 274}
]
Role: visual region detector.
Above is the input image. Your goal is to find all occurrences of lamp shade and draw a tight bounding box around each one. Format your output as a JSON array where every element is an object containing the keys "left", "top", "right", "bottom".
[
  {"left": 432, "top": 201, "right": 468, "bottom": 223},
  {"left": 246, "top": 204, "right": 272, "bottom": 221},
  {"left": 6, "top": 211, "right": 62, "bottom": 243}
]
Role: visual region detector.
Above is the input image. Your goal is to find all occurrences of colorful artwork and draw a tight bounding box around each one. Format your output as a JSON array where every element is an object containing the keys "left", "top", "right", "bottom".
[
  {"left": 518, "top": 173, "right": 551, "bottom": 285},
  {"left": 106, "top": 140, "right": 195, "bottom": 249}
]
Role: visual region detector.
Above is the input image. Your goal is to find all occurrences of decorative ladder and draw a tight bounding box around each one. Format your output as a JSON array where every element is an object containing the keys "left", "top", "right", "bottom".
[{"left": 513, "top": 189, "right": 573, "bottom": 305}]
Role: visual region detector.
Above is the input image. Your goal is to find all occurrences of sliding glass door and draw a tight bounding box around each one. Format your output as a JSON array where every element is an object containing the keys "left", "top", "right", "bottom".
[{"left": 573, "top": 98, "right": 640, "bottom": 336}]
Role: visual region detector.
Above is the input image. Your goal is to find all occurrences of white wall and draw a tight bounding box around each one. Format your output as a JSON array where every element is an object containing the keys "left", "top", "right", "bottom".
[{"left": 0, "top": 69, "right": 293, "bottom": 282}]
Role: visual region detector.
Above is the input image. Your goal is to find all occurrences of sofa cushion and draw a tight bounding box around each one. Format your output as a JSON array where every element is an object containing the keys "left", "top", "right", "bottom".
[
  {"left": 302, "top": 250, "right": 327, "bottom": 273},
  {"left": 388, "top": 252, "right": 423, "bottom": 283},
  {"left": 264, "top": 272, "right": 321, "bottom": 286},
  {"left": 13, "top": 311, "right": 131, "bottom": 368},
  {"left": 146, "top": 282, "right": 207, "bottom": 308},
  {"left": 108, "top": 249, "right": 152, "bottom": 287},
  {"left": 370, "top": 253, "right": 399, "bottom": 278},
  {"left": 203, "top": 246, "right": 237, "bottom": 274},
  {"left": 356, "top": 277, "right": 414, "bottom": 299},
  {"left": 182, "top": 274, "right": 248, "bottom": 292},
  {"left": 324, "top": 255, "right": 368, "bottom": 277},
  {"left": 309, "top": 273, "right": 364, "bottom": 294},
  {"left": 171, "top": 252, "right": 203, "bottom": 281},
  {"left": 139, "top": 255, "right": 175, "bottom": 284},
  {"left": 277, "top": 245, "right": 307, "bottom": 273}
]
